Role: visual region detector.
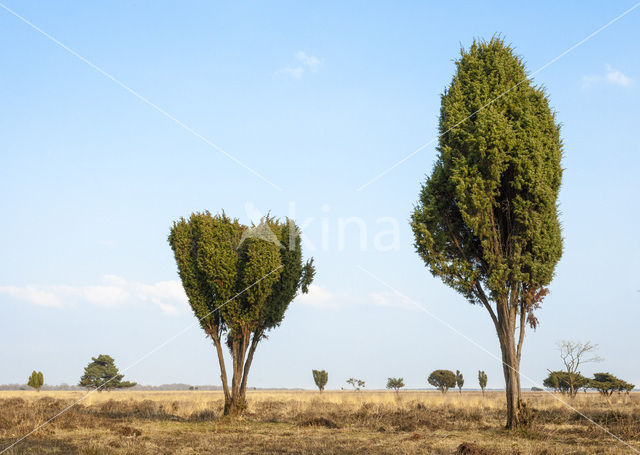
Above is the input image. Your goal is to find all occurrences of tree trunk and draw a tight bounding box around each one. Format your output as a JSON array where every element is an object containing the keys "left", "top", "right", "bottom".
[
  {"left": 477, "top": 285, "right": 526, "bottom": 429},
  {"left": 239, "top": 331, "right": 261, "bottom": 403},
  {"left": 501, "top": 337, "right": 521, "bottom": 429},
  {"left": 226, "top": 329, "right": 251, "bottom": 416},
  {"left": 497, "top": 299, "right": 521, "bottom": 429},
  {"left": 210, "top": 328, "right": 232, "bottom": 414},
  {"left": 209, "top": 326, "right": 262, "bottom": 417}
]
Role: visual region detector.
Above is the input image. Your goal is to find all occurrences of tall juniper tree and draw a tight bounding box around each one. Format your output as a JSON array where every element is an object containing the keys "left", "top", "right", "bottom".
[
  {"left": 169, "top": 212, "right": 314, "bottom": 415},
  {"left": 411, "top": 38, "right": 563, "bottom": 428}
]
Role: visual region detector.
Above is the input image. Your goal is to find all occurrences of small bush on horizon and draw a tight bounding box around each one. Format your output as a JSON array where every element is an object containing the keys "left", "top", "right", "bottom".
[
  {"left": 455, "top": 370, "right": 464, "bottom": 393},
  {"left": 386, "top": 377, "right": 405, "bottom": 393},
  {"left": 312, "top": 370, "right": 328, "bottom": 392},
  {"left": 428, "top": 370, "right": 456, "bottom": 394},
  {"left": 346, "top": 378, "right": 365, "bottom": 391},
  {"left": 478, "top": 371, "right": 487, "bottom": 395},
  {"left": 590, "top": 373, "right": 634, "bottom": 396},
  {"left": 27, "top": 371, "right": 44, "bottom": 392}
]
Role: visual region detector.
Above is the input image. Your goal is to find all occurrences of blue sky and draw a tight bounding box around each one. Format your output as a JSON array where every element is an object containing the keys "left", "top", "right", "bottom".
[{"left": 1, "top": 1, "right": 638, "bottom": 390}]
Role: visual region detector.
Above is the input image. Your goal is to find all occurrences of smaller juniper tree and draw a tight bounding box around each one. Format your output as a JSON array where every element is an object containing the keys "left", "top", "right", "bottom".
[
  {"left": 386, "top": 377, "right": 405, "bottom": 394},
  {"left": 478, "top": 371, "right": 488, "bottom": 396},
  {"left": 312, "top": 370, "right": 328, "bottom": 392},
  {"left": 455, "top": 370, "right": 464, "bottom": 394},
  {"left": 428, "top": 370, "right": 456, "bottom": 394},
  {"left": 27, "top": 371, "right": 44, "bottom": 392}
]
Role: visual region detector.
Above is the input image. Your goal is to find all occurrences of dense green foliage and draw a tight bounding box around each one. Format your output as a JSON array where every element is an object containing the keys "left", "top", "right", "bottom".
[
  {"left": 386, "top": 377, "right": 405, "bottom": 393},
  {"left": 27, "top": 371, "right": 44, "bottom": 392},
  {"left": 411, "top": 38, "right": 563, "bottom": 305},
  {"left": 478, "top": 370, "right": 488, "bottom": 395},
  {"left": 428, "top": 370, "right": 457, "bottom": 394},
  {"left": 79, "top": 355, "right": 136, "bottom": 391},
  {"left": 411, "top": 37, "right": 563, "bottom": 428},
  {"left": 455, "top": 370, "right": 464, "bottom": 393},
  {"left": 168, "top": 211, "right": 314, "bottom": 415},
  {"left": 543, "top": 371, "right": 589, "bottom": 396},
  {"left": 590, "top": 373, "right": 634, "bottom": 396},
  {"left": 312, "top": 370, "right": 328, "bottom": 392}
]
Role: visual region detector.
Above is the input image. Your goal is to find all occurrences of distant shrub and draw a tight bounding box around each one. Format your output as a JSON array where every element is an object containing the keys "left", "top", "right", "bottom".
[
  {"left": 455, "top": 370, "right": 464, "bottom": 393},
  {"left": 312, "top": 370, "right": 328, "bottom": 392},
  {"left": 590, "top": 373, "right": 634, "bottom": 396},
  {"left": 27, "top": 371, "right": 44, "bottom": 392},
  {"left": 346, "top": 378, "right": 365, "bottom": 391},
  {"left": 478, "top": 371, "right": 487, "bottom": 395},
  {"left": 543, "top": 371, "right": 589, "bottom": 396},
  {"left": 386, "top": 377, "right": 405, "bottom": 393},
  {"left": 428, "top": 370, "right": 456, "bottom": 394}
]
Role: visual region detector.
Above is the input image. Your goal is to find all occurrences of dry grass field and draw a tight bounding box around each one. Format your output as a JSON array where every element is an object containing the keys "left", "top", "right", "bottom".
[{"left": 1, "top": 390, "right": 639, "bottom": 454}]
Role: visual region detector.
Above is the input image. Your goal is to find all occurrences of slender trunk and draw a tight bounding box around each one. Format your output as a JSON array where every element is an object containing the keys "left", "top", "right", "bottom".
[
  {"left": 227, "top": 329, "right": 251, "bottom": 416},
  {"left": 239, "top": 331, "right": 261, "bottom": 403},
  {"left": 497, "top": 298, "right": 521, "bottom": 429},
  {"left": 501, "top": 335, "right": 521, "bottom": 429},
  {"left": 515, "top": 299, "right": 526, "bottom": 397},
  {"left": 210, "top": 328, "right": 232, "bottom": 414}
]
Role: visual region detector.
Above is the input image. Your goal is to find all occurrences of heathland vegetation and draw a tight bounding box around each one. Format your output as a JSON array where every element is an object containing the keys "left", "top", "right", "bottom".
[{"left": 1, "top": 390, "right": 638, "bottom": 454}]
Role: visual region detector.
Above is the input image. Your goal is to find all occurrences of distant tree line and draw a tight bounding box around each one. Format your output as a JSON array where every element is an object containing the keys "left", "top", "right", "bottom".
[
  {"left": 544, "top": 372, "right": 634, "bottom": 396},
  {"left": 543, "top": 340, "right": 634, "bottom": 396}
]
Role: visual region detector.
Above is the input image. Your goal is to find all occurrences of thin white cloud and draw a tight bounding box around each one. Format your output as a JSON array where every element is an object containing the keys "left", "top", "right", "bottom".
[
  {"left": 297, "top": 285, "right": 415, "bottom": 310},
  {"left": 0, "top": 276, "right": 189, "bottom": 315},
  {"left": 297, "top": 284, "right": 338, "bottom": 308},
  {"left": 295, "top": 51, "right": 322, "bottom": 72},
  {"left": 369, "top": 291, "right": 415, "bottom": 309},
  {"left": 581, "top": 74, "right": 600, "bottom": 90},
  {"left": 275, "top": 51, "right": 323, "bottom": 79},
  {"left": 276, "top": 66, "right": 305, "bottom": 79},
  {"left": 582, "top": 64, "right": 633, "bottom": 89},
  {"left": 0, "top": 285, "right": 62, "bottom": 308},
  {"left": 605, "top": 64, "right": 632, "bottom": 87},
  {"left": 131, "top": 280, "right": 189, "bottom": 314}
]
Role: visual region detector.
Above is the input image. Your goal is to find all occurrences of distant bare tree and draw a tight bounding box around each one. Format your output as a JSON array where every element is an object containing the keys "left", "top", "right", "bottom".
[
  {"left": 346, "top": 378, "right": 365, "bottom": 391},
  {"left": 558, "top": 340, "right": 602, "bottom": 397}
]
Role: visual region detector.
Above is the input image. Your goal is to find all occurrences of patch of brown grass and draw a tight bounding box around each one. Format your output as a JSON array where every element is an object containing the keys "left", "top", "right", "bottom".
[{"left": 0, "top": 390, "right": 638, "bottom": 454}]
